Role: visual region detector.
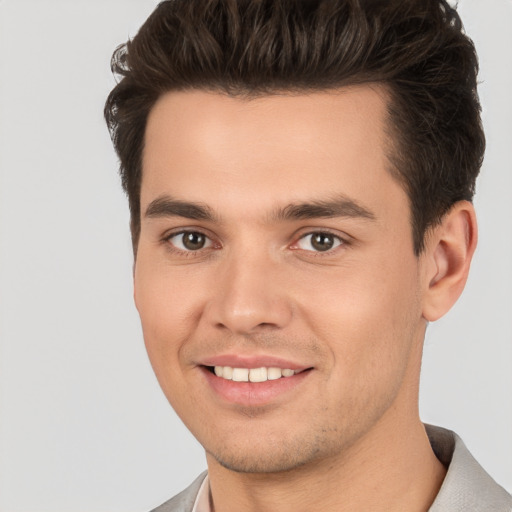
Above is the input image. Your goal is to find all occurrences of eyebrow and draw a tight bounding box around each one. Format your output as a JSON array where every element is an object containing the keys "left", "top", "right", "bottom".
[
  {"left": 144, "top": 194, "right": 376, "bottom": 223},
  {"left": 144, "top": 196, "right": 217, "bottom": 221},
  {"left": 271, "top": 195, "right": 376, "bottom": 222}
]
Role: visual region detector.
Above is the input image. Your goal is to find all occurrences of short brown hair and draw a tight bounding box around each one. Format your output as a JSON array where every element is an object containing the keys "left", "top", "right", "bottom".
[{"left": 105, "top": 0, "right": 485, "bottom": 255}]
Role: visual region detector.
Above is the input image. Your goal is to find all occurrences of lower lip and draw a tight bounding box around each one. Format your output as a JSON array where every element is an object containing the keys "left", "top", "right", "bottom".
[{"left": 201, "top": 367, "right": 311, "bottom": 407}]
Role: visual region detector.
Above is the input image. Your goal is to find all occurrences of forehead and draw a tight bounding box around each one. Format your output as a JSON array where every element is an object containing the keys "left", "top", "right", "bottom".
[{"left": 141, "top": 86, "right": 405, "bottom": 221}]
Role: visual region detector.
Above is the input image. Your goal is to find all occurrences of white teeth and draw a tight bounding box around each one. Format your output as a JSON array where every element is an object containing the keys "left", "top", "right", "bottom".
[
  {"left": 232, "top": 368, "right": 249, "bottom": 382},
  {"left": 267, "top": 367, "right": 282, "bottom": 380},
  {"left": 213, "top": 366, "right": 298, "bottom": 382},
  {"left": 249, "top": 367, "right": 267, "bottom": 383},
  {"left": 222, "top": 366, "right": 233, "bottom": 380}
]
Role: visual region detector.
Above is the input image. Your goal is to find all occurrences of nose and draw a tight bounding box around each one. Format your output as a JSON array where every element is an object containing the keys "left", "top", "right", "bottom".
[{"left": 204, "top": 250, "right": 293, "bottom": 335}]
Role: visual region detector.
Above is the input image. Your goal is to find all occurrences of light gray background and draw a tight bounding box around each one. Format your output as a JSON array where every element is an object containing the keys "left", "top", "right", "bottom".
[{"left": 0, "top": 1, "right": 510, "bottom": 511}]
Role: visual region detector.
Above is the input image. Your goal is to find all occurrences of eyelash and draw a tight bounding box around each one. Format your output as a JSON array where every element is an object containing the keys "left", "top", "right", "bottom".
[
  {"left": 162, "top": 230, "right": 218, "bottom": 256},
  {"left": 291, "top": 230, "right": 347, "bottom": 255},
  {"left": 161, "top": 229, "right": 349, "bottom": 257}
]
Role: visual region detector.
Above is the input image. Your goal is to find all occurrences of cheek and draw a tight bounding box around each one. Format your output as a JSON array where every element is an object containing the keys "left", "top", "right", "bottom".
[
  {"left": 136, "top": 247, "right": 207, "bottom": 315},
  {"left": 297, "top": 253, "right": 422, "bottom": 381},
  {"left": 134, "top": 259, "right": 202, "bottom": 369},
  {"left": 134, "top": 263, "right": 203, "bottom": 414}
]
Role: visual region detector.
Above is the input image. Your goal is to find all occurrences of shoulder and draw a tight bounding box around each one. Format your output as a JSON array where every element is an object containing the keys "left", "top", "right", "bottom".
[
  {"left": 426, "top": 425, "right": 512, "bottom": 512},
  {"left": 150, "top": 472, "right": 208, "bottom": 512}
]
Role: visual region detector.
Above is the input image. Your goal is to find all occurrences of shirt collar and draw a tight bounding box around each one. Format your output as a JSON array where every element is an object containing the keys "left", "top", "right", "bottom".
[{"left": 191, "top": 473, "right": 211, "bottom": 512}]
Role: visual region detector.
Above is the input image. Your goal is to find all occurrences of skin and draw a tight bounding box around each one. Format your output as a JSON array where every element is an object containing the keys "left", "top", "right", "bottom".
[{"left": 135, "top": 87, "right": 477, "bottom": 511}]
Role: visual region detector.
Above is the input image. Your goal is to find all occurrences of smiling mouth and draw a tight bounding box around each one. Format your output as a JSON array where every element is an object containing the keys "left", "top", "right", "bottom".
[{"left": 206, "top": 365, "right": 308, "bottom": 383}]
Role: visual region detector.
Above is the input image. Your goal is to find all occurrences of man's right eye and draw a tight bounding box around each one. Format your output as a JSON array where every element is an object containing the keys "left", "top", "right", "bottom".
[{"left": 167, "top": 231, "right": 213, "bottom": 251}]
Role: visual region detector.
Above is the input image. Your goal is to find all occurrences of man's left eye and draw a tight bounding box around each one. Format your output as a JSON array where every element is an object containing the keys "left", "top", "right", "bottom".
[
  {"left": 168, "top": 231, "right": 213, "bottom": 251},
  {"left": 296, "top": 232, "right": 343, "bottom": 252}
]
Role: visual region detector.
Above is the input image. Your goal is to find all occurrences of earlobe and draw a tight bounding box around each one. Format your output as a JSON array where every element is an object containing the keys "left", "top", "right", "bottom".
[{"left": 422, "top": 201, "right": 478, "bottom": 322}]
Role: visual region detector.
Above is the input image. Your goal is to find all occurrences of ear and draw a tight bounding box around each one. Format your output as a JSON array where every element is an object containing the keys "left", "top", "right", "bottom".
[{"left": 421, "top": 201, "right": 478, "bottom": 322}]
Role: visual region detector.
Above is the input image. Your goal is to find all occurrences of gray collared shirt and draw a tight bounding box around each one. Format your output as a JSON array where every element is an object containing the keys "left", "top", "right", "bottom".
[
  {"left": 426, "top": 424, "right": 511, "bottom": 511},
  {"left": 152, "top": 425, "right": 512, "bottom": 512}
]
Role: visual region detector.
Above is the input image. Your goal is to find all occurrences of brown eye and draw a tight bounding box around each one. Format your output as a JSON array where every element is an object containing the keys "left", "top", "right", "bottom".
[
  {"left": 311, "top": 233, "right": 335, "bottom": 251},
  {"left": 168, "top": 231, "right": 212, "bottom": 251},
  {"left": 296, "top": 232, "right": 342, "bottom": 252},
  {"left": 183, "top": 232, "right": 206, "bottom": 250}
]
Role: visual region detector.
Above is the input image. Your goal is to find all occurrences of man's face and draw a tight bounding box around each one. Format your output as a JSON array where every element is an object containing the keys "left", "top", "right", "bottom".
[{"left": 135, "top": 87, "right": 430, "bottom": 473}]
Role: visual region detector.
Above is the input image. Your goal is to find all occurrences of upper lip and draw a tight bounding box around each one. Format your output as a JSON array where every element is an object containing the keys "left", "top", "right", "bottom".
[{"left": 199, "top": 354, "right": 310, "bottom": 371}]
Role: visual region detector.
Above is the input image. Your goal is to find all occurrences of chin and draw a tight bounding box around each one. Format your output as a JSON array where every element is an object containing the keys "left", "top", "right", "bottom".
[
  {"left": 205, "top": 433, "right": 330, "bottom": 475},
  {"left": 212, "top": 452, "right": 315, "bottom": 475}
]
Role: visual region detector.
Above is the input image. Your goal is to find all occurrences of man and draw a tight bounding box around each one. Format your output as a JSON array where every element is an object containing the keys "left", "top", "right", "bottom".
[{"left": 105, "top": 0, "right": 512, "bottom": 510}]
